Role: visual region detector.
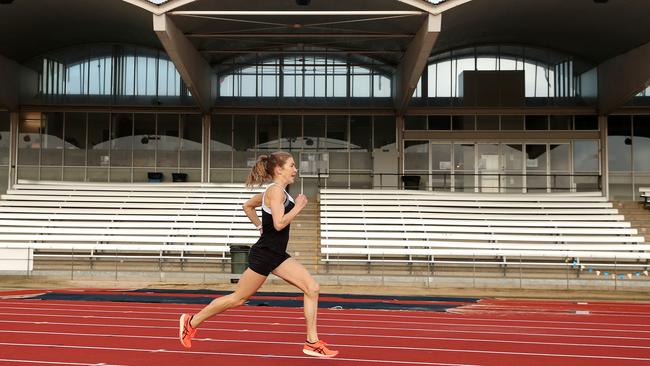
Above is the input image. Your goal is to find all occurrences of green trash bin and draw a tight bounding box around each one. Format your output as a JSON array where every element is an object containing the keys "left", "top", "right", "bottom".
[{"left": 230, "top": 245, "right": 250, "bottom": 274}]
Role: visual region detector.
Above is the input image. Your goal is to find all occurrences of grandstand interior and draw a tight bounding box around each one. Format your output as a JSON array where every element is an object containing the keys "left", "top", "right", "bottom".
[{"left": 1, "top": 0, "right": 650, "bottom": 290}]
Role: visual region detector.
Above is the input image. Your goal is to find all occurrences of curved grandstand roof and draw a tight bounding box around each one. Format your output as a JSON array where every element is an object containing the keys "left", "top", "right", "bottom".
[{"left": 0, "top": 0, "right": 648, "bottom": 67}]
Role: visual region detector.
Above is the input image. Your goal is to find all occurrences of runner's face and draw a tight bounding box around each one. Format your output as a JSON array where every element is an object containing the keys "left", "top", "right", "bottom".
[{"left": 276, "top": 157, "right": 297, "bottom": 184}]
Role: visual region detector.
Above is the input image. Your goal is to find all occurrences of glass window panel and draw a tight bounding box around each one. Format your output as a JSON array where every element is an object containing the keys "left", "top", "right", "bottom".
[
  {"left": 257, "top": 115, "right": 279, "bottom": 151},
  {"left": 431, "top": 143, "right": 451, "bottom": 171},
  {"left": 64, "top": 112, "right": 86, "bottom": 166},
  {"left": 350, "top": 116, "right": 371, "bottom": 170},
  {"left": 427, "top": 64, "right": 437, "bottom": 97},
  {"left": 452, "top": 115, "right": 475, "bottom": 130},
  {"left": 477, "top": 144, "right": 499, "bottom": 172},
  {"left": 0, "top": 112, "right": 10, "bottom": 165},
  {"left": 314, "top": 75, "right": 326, "bottom": 97},
  {"left": 220, "top": 75, "right": 234, "bottom": 97},
  {"left": 373, "top": 75, "right": 390, "bottom": 97},
  {"left": 260, "top": 74, "right": 278, "bottom": 97},
  {"left": 350, "top": 115, "right": 371, "bottom": 151},
  {"left": 241, "top": 74, "right": 256, "bottom": 97},
  {"left": 436, "top": 60, "right": 452, "bottom": 97},
  {"left": 327, "top": 115, "right": 349, "bottom": 169},
  {"left": 326, "top": 115, "right": 348, "bottom": 149},
  {"left": 476, "top": 115, "right": 499, "bottom": 130},
  {"left": 633, "top": 115, "right": 650, "bottom": 172},
  {"left": 404, "top": 141, "right": 428, "bottom": 171},
  {"left": 333, "top": 75, "right": 346, "bottom": 97},
  {"left": 500, "top": 115, "right": 524, "bottom": 130},
  {"left": 303, "top": 115, "right": 326, "bottom": 150},
  {"left": 453, "top": 143, "right": 474, "bottom": 172},
  {"left": 477, "top": 143, "right": 499, "bottom": 192},
  {"left": 525, "top": 115, "right": 548, "bottom": 130},
  {"left": 454, "top": 58, "right": 476, "bottom": 97},
  {"left": 352, "top": 74, "right": 370, "bottom": 97},
  {"left": 373, "top": 116, "right": 396, "bottom": 150},
  {"left": 550, "top": 115, "right": 573, "bottom": 130},
  {"left": 303, "top": 74, "right": 314, "bottom": 97},
  {"left": 110, "top": 113, "right": 133, "bottom": 167},
  {"left": 476, "top": 56, "right": 497, "bottom": 71},
  {"left": 233, "top": 115, "right": 256, "bottom": 168},
  {"left": 573, "top": 140, "right": 599, "bottom": 172},
  {"left": 283, "top": 74, "right": 296, "bottom": 97},
  {"left": 524, "top": 62, "right": 537, "bottom": 97},
  {"left": 549, "top": 144, "right": 570, "bottom": 172},
  {"left": 428, "top": 115, "right": 451, "bottom": 130},
  {"left": 63, "top": 167, "right": 85, "bottom": 181},
  {"left": 575, "top": 115, "right": 598, "bottom": 130},
  {"left": 280, "top": 115, "right": 301, "bottom": 151},
  {"left": 110, "top": 167, "right": 131, "bottom": 182},
  {"left": 454, "top": 143, "right": 475, "bottom": 192},
  {"left": 41, "top": 112, "right": 64, "bottom": 166},
  {"left": 525, "top": 144, "right": 547, "bottom": 172},
  {"left": 40, "top": 167, "right": 62, "bottom": 181},
  {"left": 156, "top": 114, "right": 179, "bottom": 168},
  {"left": 18, "top": 113, "right": 42, "bottom": 166},
  {"left": 132, "top": 113, "right": 156, "bottom": 167},
  {"left": 87, "top": 113, "right": 110, "bottom": 166},
  {"left": 503, "top": 144, "right": 523, "bottom": 171},
  {"left": 180, "top": 114, "right": 202, "bottom": 168},
  {"left": 211, "top": 114, "right": 232, "bottom": 169},
  {"left": 607, "top": 115, "right": 632, "bottom": 172},
  {"left": 405, "top": 116, "right": 427, "bottom": 130}
]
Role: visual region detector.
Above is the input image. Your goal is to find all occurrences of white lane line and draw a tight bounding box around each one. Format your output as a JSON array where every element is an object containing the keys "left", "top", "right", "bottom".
[
  {"left": 2, "top": 305, "right": 650, "bottom": 333},
  {"left": 0, "top": 343, "right": 477, "bottom": 366},
  {"left": 1, "top": 340, "right": 649, "bottom": 363},
  {"left": 0, "top": 359, "right": 126, "bottom": 366},
  {"left": 2, "top": 301, "right": 650, "bottom": 324},
  {"left": 4, "top": 318, "right": 650, "bottom": 343},
  {"left": 0, "top": 311, "right": 648, "bottom": 335},
  {"left": 1, "top": 328, "right": 650, "bottom": 351}
]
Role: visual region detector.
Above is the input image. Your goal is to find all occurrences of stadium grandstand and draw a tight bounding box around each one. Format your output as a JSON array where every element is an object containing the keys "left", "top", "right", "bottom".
[{"left": 0, "top": 0, "right": 650, "bottom": 291}]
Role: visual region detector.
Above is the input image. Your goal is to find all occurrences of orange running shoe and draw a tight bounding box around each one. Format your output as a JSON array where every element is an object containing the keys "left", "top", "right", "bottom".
[
  {"left": 179, "top": 313, "right": 197, "bottom": 349},
  {"left": 303, "top": 340, "right": 339, "bottom": 358}
]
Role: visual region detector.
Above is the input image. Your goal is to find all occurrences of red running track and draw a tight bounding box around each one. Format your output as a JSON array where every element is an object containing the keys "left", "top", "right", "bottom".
[{"left": 0, "top": 293, "right": 649, "bottom": 365}]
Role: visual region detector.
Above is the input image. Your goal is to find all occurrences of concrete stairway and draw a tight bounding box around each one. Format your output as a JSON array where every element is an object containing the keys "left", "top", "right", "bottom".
[
  {"left": 287, "top": 203, "right": 320, "bottom": 272},
  {"left": 613, "top": 201, "right": 650, "bottom": 242}
]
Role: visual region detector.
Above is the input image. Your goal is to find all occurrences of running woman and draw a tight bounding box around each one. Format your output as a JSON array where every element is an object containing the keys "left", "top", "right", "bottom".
[{"left": 179, "top": 151, "right": 338, "bottom": 358}]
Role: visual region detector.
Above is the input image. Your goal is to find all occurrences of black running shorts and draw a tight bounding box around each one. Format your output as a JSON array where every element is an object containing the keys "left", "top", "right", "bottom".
[{"left": 247, "top": 245, "right": 291, "bottom": 276}]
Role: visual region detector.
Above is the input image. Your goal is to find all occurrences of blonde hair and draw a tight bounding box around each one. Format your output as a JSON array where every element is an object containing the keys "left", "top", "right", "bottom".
[{"left": 245, "top": 151, "right": 293, "bottom": 187}]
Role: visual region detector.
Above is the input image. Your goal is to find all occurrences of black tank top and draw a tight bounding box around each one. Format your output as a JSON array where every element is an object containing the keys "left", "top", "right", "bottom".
[{"left": 254, "top": 184, "right": 295, "bottom": 253}]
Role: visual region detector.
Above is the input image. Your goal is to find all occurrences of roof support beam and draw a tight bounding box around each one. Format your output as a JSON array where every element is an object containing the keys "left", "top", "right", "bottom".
[
  {"left": 170, "top": 11, "right": 423, "bottom": 16},
  {"left": 396, "top": 0, "right": 472, "bottom": 15},
  {"left": 394, "top": 14, "right": 441, "bottom": 115},
  {"left": 123, "top": 0, "right": 199, "bottom": 15},
  {"left": 598, "top": 42, "right": 650, "bottom": 115},
  {"left": 154, "top": 13, "right": 213, "bottom": 113},
  {"left": 0, "top": 54, "right": 37, "bottom": 110}
]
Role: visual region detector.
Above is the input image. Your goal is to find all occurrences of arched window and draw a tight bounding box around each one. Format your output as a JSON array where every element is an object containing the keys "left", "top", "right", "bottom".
[
  {"left": 39, "top": 46, "right": 189, "bottom": 97},
  {"left": 218, "top": 56, "right": 391, "bottom": 98},
  {"left": 413, "top": 46, "right": 592, "bottom": 99}
]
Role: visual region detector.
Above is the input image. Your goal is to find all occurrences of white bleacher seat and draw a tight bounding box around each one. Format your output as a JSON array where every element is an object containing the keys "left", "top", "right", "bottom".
[
  {"left": 319, "top": 188, "right": 650, "bottom": 267},
  {"left": 0, "top": 180, "right": 265, "bottom": 264}
]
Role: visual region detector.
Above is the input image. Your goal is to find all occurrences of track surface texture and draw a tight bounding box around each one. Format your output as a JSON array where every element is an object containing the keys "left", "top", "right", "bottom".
[{"left": 0, "top": 288, "right": 649, "bottom": 366}]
